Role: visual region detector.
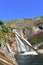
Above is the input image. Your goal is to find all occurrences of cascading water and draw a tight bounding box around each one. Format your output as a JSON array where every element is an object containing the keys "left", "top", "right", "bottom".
[
  {"left": 13, "top": 30, "right": 38, "bottom": 55},
  {"left": 15, "top": 35, "right": 27, "bottom": 52},
  {"left": 33, "top": 42, "right": 43, "bottom": 49}
]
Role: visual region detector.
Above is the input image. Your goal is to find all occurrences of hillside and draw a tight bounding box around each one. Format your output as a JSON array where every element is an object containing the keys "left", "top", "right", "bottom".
[
  {"left": 5, "top": 16, "right": 43, "bottom": 29},
  {"left": 0, "top": 16, "right": 43, "bottom": 52}
]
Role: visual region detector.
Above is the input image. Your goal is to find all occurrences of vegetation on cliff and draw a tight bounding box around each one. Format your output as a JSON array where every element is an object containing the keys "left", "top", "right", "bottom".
[
  {"left": 0, "top": 16, "right": 43, "bottom": 46},
  {"left": 0, "top": 20, "right": 14, "bottom": 46},
  {"left": 5, "top": 16, "right": 43, "bottom": 29}
]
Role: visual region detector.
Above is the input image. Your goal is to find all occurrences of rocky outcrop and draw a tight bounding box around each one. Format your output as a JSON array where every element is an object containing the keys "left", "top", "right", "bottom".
[
  {"left": 21, "top": 26, "right": 43, "bottom": 45},
  {"left": 0, "top": 50, "right": 18, "bottom": 65}
]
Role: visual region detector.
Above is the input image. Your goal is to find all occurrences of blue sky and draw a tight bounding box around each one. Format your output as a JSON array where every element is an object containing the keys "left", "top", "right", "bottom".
[{"left": 0, "top": 0, "right": 43, "bottom": 20}]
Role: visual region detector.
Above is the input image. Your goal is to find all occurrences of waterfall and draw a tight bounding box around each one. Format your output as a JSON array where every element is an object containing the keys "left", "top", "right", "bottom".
[
  {"left": 15, "top": 34, "right": 27, "bottom": 52},
  {"left": 33, "top": 42, "right": 43, "bottom": 49},
  {"left": 13, "top": 30, "right": 38, "bottom": 55}
]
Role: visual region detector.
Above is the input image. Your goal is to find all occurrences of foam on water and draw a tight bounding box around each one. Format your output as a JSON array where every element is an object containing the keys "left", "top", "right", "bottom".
[{"left": 21, "top": 51, "right": 38, "bottom": 55}]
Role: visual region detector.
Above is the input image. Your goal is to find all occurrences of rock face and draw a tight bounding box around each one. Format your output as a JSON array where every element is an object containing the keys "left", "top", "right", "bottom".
[
  {"left": 0, "top": 51, "right": 17, "bottom": 65},
  {"left": 32, "top": 26, "right": 41, "bottom": 35},
  {"left": 37, "top": 49, "right": 43, "bottom": 54},
  {"left": 7, "top": 33, "right": 17, "bottom": 51},
  {"left": 22, "top": 26, "right": 41, "bottom": 40},
  {"left": 20, "top": 26, "right": 43, "bottom": 46},
  {"left": 12, "top": 26, "right": 43, "bottom": 45}
]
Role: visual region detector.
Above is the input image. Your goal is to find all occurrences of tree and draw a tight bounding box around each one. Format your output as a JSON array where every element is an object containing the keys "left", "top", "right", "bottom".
[{"left": 0, "top": 20, "right": 3, "bottom": 25}]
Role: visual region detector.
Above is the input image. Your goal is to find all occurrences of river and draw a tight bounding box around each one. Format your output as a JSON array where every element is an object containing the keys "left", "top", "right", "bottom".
[{"left": 15, "top": 54, "right": 43, "bottom": 65}]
